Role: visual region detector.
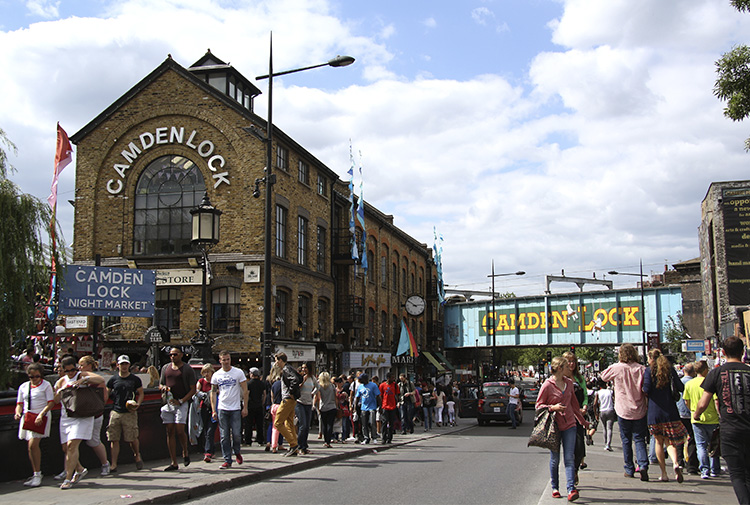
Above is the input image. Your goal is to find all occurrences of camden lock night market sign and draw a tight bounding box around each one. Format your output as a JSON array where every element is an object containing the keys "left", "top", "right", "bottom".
[
  {"left": 60, "top": 265, "right": 156, "bottom": 318},
  {"left": 106, "top": 126, "right": 230, "bottom": 195}
]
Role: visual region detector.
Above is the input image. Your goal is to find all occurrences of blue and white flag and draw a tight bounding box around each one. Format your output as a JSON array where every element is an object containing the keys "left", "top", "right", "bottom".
[
  {"left": 433, "top": 227, "right": 445, "bottom": 305},
  {"left": 357, "top": 152, "right": 367, "bottom": 276}
]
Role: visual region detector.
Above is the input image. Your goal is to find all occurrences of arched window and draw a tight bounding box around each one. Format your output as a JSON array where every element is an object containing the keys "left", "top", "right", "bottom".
[
  {"left": 211, "top": 287, "right": 240, "bottom": 333},
  {"left": 276, "top": 290, "right": 288, "bottom": 338},
  {"left": 298, "top": 294, "right": 311, "bottom": 339},
  {"left": 134, "top": 155, "right": 206, "bottom": 255}
]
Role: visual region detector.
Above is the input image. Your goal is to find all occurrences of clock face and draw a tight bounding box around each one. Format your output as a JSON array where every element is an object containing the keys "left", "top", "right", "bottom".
[{"left": 405, "top": 295, "right": 426, "bottom": 316}]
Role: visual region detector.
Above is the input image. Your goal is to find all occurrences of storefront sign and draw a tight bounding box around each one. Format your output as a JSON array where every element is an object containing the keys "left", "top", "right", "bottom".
[
  {"left": 60, "top": 265, "right": 156, "bottom": 318},
  {"left": 722, "top": 187, "right": 750, "bottom": 305},
  {"left": 274, "top": 344, "right": 315, "bottom": 362},
  {"left": 65, "top": 316, "right": 88, "bottom": 329},
  {"left": 244, "top": 265, "right": 260, "bottom": 283},
  {"left": 343, "top": 352, "right": 391, "bottom": 369},
  {"left": 156, "top": 268, "right": 202, "bottom": 286},
  {"left": 106, "top": 126, "right": 230, "bottom": 194}
]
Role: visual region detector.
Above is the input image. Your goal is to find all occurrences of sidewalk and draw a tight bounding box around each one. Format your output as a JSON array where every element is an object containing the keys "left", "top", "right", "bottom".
[
  {"left": 535, "top": 434, "right": 739, "bottom": 505},
  {"left": 0, "top": 424, "right": 468, "bottom": 505}
]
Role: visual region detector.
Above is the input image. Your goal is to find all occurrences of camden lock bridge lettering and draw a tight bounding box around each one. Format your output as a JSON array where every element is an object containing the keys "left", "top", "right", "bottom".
[
  {"left": 480, "top": 305, "right": 641, "bottom": 334},
  {"left": 107, "top": 126, "right": 230, "bottom": 194}
]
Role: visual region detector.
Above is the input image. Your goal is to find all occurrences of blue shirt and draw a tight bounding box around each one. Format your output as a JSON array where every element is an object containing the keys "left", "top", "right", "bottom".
[{"left": 355, "top": 382, "right": 380, "bottom": 411}]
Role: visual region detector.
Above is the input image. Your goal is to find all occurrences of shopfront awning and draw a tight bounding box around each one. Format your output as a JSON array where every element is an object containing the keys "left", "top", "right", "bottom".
[
  {"left": 423, "top": 351, "right": 446, "bottom": 372},
  {"left": 433, "top": 351, "right": 455, "bottom": 372}
]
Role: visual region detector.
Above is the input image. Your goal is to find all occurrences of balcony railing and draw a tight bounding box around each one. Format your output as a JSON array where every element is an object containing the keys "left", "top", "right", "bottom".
[{"left": 337, "top": 295, "right": 365, "bottom": 328}]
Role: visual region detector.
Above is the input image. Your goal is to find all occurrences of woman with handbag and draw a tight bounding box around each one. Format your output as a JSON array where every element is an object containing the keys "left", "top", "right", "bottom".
[
  {"left": 536, "top": 356, "right": 589, "bottom": 502},
  {"left": 54, "top": 355, "right": 106, "bottom": 489},
  {"left": 643, "top": 348, "right": 688, "bottom": 483},
  {"left": 196, "top": 364, "right": 217, "bottom": 462},
  {"left": 14, "top": 362, "right": 55, "bottom": 488}
]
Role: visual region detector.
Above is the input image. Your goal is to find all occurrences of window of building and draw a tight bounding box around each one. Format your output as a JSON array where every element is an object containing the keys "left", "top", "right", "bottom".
[
  {"left": 411, "top": 272, "right": 415, "bottom": 294},
  {"left": 276, "top": 145, "right": 288, "bottom": 171},
  {"left": 155, "top": 288, "right": 181, "bottom": 330},
  {"left": 368, "top": 307, "right": 376, "bottom": 343},
  {"left": 275, "top": 205, "right": 287, "bottom": 258},
  {"left": 392, "top": 263, "right": 398, "bottom": 291},
  {"left": 392, "top": 315, "right": 400, "bottom": 346},
  {"left": 367, "top": 250, "right": 375, "bottom": 283},
  {"left": 275, "top": 290, "right": 288, "bottom": 339},
  {"left": 298, "top": 294, "right": 310, "bottom": 339},
  {"left": 211, "top": 287, "right": 240, "bottom": 333},
  {"left": 298, "top": 216, "right": 308, "bottom": 266},
  {"left": 316, "top": 225, "right": 326, "bottom": 273},
  {"left": 402, "top": 267, "right": 407, "bottom": 294},
  {"left": 381, "top": 246, "right": 388, "bottom": 287},
  {"left": 298, "top": 160, "right": 309, "bottom": 185},
  {"left": 381, "top": 311, "right": 388, "bottom": 348},
  {"left": 317, "top": 298, "right": 329, "bottom": 339},
  {"left": 134, "top": 155, "right": 206, "bottom": 255},
  {"left": 317, "top": 174, "right": 327, "bottom": 197}
]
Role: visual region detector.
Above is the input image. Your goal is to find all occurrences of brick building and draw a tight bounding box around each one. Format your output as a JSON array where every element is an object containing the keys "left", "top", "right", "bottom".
[
  {"left": 700, "top": 181, "right": 750, "bottom": 340},
  {"left": 68, "top": 51, "right": 438, "bottom": 376}
]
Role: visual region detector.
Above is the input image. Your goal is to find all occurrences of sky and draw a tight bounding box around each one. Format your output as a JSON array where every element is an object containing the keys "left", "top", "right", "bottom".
[{"left": 1, "top": 0, "right": 750, "bottom": 298}]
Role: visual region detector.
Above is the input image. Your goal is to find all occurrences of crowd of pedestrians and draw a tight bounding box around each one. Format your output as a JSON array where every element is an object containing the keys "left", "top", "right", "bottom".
[{"left": 535, "top": 338, "right": 750, "bottom": 504}]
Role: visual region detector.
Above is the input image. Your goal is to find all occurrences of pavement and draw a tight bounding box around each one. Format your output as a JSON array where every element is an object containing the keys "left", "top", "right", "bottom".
[{"left": 0, "top": 417, "right": 742, "bottom": 505}]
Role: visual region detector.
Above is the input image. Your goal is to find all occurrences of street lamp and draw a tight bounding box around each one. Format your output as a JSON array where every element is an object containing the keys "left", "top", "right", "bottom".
[
  {"left": 487, "top": 261, "right": 525, "bottom": 378},
  {"left": 190, "top": 192, "right": 221, "bottom": 363},
  {"left": 609, "top": 259, "right": 647, "bottom": 360},
  {"left": 254, "top": 33, "right": 355, "bottom": 376}
]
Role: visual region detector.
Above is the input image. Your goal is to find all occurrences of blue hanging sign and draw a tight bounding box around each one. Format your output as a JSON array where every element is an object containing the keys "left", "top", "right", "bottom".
[{"left": 59, "top": 265, "right": 156, "bottom": 318}]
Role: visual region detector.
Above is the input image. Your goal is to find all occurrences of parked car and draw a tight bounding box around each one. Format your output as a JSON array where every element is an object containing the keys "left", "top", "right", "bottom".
[
  {"left": 477, "top": 382, "right": 523, "bottom": 425},
  {"left": 522, "top": 384, "right": 540, "bottom": 408}
]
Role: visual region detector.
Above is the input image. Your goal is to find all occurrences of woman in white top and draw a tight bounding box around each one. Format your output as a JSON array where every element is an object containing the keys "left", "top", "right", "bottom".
[
  {"left": 595, "top": 379, "right": 616, "bottom": 451},
  {"left": 54, "top": 355, "right": 105, "bottom": 489},
  {"left": 15, "top": 362, "right": 55, "bottom": 487},
  {"left": 434, "top": 386, "right": 446, "bottom": 427}
]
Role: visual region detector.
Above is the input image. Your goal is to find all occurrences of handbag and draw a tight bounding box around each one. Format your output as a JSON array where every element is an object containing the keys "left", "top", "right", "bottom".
[
  {"left": 61, "top": 385, "right": 105, "bottom": 418},
  {"left": 528, "top": 407, "right": 560, "bottom": 451},
  {"left": 22, "top": 384, "right": 47, "bottom": 434}
]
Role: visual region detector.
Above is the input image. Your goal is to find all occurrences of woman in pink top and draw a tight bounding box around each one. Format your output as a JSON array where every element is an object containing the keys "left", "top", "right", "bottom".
[{"left": 536, "top": 356, "right": 588, "bottom": 502}]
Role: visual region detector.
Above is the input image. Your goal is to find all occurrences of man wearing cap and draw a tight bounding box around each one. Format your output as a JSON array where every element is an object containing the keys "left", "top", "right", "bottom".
[
  {"left": 244, "top": 367, "right": 266, "bottom": 446},
  {"left": 106, "top": 355, "right": 144, "bottom": 472}
]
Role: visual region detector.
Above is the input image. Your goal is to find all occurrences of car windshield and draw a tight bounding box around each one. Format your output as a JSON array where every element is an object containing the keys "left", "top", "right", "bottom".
[{"left": 484, "top": 385, "right": 509, "bottom": 397}]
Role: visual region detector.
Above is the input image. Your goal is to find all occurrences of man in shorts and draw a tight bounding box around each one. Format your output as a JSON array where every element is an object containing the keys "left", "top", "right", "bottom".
[
  {"left": 159, "top": 347, "right": 196, "bottom": 471},
  {"left": 106, "top": 355, "right": 144, "bottom": 472}
]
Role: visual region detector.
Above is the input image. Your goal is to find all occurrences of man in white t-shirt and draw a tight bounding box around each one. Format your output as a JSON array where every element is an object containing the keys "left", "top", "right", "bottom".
[
  {"left": 507, "top": 378, "right": 520, "bottom": 429},
  {"left": 211, "top": 350, "right": 248, "bottom": 469}
]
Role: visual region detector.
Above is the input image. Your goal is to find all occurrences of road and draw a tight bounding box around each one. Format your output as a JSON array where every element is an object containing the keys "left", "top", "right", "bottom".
[{"left": 187, "top": 422, "right": 551, "bottom": 505}]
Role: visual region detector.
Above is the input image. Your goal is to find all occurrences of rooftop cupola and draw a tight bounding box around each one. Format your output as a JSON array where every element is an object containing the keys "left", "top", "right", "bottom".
[{"left": 188, "top": 49, "right": 261, "bottom": 112}]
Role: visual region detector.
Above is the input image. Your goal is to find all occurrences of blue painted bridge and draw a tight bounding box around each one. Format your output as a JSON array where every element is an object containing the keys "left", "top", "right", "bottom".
[{"left": 443, "top": 287, "right": 682, "bottom": 348}]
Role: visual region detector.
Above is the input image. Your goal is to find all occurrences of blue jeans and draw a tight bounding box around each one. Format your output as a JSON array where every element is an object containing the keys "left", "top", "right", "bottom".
[
  {"left": 342, "top": 415, "right": 352, "bottom": 440},
  {"left": 218, "top": 409, "right": 242, "bottom": 463},
  {"left": 507, "top": 402, "right": 518, "bottom": 428},
  {"left": 550, "top": 426, "right": 577, "bottom": 493},
  {"left": 400, "top": 402, "right": 414, "bottom": 433},
  {"left": 200, "top": 406, "right": 218, "bottom": 455},
  {"left": 423, "top": 406, "right": 433, "bottom": 430},
  {"left": 618, "top": 415, "right": 649, "bottom": 475},
  {"left": 693, "top": 423, "right": 720, "bottom": 476},
  {"left": 295, "top": 403, "right": 313, "bottom": 450}
]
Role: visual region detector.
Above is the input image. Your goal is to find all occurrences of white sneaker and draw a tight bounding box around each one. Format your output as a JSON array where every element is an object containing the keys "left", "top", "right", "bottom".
[
  {"left": 100, "top": 463, "right": 110, "bottom": 476},
  {"left": 71, "top": 468, "right": 88, "bottom": 484},
  {"left": 54, "top": 470, "right": 67, "bottom": 481},
  {"left": 24, "top": 475, "right": 42, "bottom": 487}
]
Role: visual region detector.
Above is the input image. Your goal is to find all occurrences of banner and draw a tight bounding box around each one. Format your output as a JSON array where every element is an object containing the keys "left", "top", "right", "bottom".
[{"left": 60, "top": 265, "right": 156, "bottom": 318}]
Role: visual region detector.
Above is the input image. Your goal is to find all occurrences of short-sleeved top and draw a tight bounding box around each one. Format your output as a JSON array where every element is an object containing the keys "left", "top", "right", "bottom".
[
  {"left": 106, "top": 372, "right": 143, "bottom": 414},
  {"left": 701, "top": 362, "right": 750, "bottom": 435},
  {"left": 379, "top": 381, "right": 400, "bottom": 410},
  {"left": 247, "top": 378, "right": 266, "bottom": 408},
  {"left": 683, "top": 376, "right": 719, "bottom": 424},
  {"left": 318, "top": 384, "right": 338, "bottom": 412},
  {"left": 298, "top": 377, "right": 318, "bottom": 406},
  {"left": 355, "top": 382, "right": 380, "bottom": 411},
  {"left": 596, "top": 388, "right": 614, "bottom": 412},
  {"left": 17, "top": 380, "right": 54, "bottom": 414},
  {"left": 508, "top": 386, "right": 520, "bottom": 405},
  {"left": 160, "top": 363, "right": 196, "bottom": 400},
  {"left": 211, "top": 366, "right": 246, "bottom": 411}
]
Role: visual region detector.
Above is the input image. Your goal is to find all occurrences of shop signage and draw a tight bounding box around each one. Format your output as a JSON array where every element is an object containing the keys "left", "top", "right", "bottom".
[
  {"left": 65, "top": 316, "right": 88, "bottom": 329},
  {"left": 392, "top": 355, "right": 415, "bottom": 365},
  {"left": 156, "top": 268, "right": 202, "bottom": 286},
  {"left": 722, "top": 187, "right": 750, "bottom": 305},
  {"left": 244, "top": 265, "right": 260, "bottom": 283},
  {"left": 60, "top": 265, "right": 156, "bottom": 318},
  {"left": 106, "top": 126, "right": 230, "bottom": 195},
  {"left": 275, "top": 344, "right": 315, "bottom": 362},
  {"left": 343, "top": 352, "right": 391, "bottom": 369}
]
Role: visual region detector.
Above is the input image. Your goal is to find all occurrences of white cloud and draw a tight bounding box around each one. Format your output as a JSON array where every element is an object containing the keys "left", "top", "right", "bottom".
[
  {"left": 25, "top": 0, "right": 59, "bottom": 19},
  {"left": 471, "top": 7, "right": 494, "bottom": 26},
  {"left": 422, "top": 17, "right": 436, "bottom": 29}
]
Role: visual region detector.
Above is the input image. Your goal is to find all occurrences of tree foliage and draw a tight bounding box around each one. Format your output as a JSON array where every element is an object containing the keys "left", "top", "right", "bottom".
[
  {"left": 716, "top": 2, "right": 750, "bottom": 149},
  {"left": 662, "top": 312, "right": 690, "bottom": 363},
  {"left": 0, "top": 128, "right": 62, "bottom": 389}
]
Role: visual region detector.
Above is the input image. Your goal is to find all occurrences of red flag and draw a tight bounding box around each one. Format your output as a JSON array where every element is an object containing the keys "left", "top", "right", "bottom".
[{"left": 47, "top": 123, "right": 73, "bottom": 210}]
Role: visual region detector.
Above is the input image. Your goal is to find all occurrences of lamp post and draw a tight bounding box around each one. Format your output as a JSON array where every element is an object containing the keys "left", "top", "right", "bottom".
[
  {"left": 609, "top": 259, "right": 647, "bottom": 361},
  {"left": 254, "top": 33, "right": 355, "bottom": 376},
  {"left": 190, "top": 192, "right": 221, "bottom": 364},
  {"left": 487, "top": 261, "right": 525, "bottom": 378}
]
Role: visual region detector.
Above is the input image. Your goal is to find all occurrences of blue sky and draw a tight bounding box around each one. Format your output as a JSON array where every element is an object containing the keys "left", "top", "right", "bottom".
[{"left": 2, "top": 0, "right": 750, "bottom": 297}]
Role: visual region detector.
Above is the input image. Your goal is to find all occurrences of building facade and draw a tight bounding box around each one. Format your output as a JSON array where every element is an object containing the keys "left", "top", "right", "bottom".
[{"left": 67, "top": 51, "right": 439, "bottom": 376}]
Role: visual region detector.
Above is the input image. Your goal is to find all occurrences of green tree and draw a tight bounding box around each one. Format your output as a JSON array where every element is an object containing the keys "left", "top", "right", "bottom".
[
  {"left": 715, "top": 1, "right": 750, "bottom": 149},
  {"left": 0, "top": 128, "right": 62, "bottom": 389},
  {"left": 662, "top": 312, "right": 690, "bottom": 363}
]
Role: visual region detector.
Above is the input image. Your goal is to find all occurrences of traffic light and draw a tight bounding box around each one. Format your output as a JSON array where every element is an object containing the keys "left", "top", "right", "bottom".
[
  {"left": 569, "top": 345, "right": 576, "bottom": 354},
  {"left": 546, "top": 351, "right": 552, "bottom": 361}
]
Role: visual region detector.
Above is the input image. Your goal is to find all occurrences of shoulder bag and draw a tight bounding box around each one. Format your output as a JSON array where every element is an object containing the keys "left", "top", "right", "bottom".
[
  {"left": 528, "top": 407, "right": 560, "bottom": 451},
  {"left": 22, "top": 383, "right": 48, "bottom": 434},
  {"left": 61, "top": 385, "right": 105, "bottom": 418}
]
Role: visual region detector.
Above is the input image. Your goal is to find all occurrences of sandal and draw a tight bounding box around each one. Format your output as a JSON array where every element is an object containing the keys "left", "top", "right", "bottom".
[
  {"left": 658, "top": 477, "right": 669, "bottom": 482},
  {"left": 60, "top": 479, "right": 74, "bottom": 490},
  {"left": 675, "top": 465, "right": 684, "bottom": 483}
]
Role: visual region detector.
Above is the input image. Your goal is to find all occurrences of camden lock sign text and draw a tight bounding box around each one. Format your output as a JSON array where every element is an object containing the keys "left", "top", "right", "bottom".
[{"left": 107, "top": 126, "right": 230, "bottom": 194}]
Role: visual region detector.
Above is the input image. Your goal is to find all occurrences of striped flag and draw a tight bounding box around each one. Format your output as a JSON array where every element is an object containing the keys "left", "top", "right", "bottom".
[
  {"left": 47, "top": 123, "right": 73, "bottom": 210},
  {"left": 356, "top": 152, "right": 367, "bottom": 275},
  {"left": 396, "top": 320, "right": 419, "bottom": 357}
]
